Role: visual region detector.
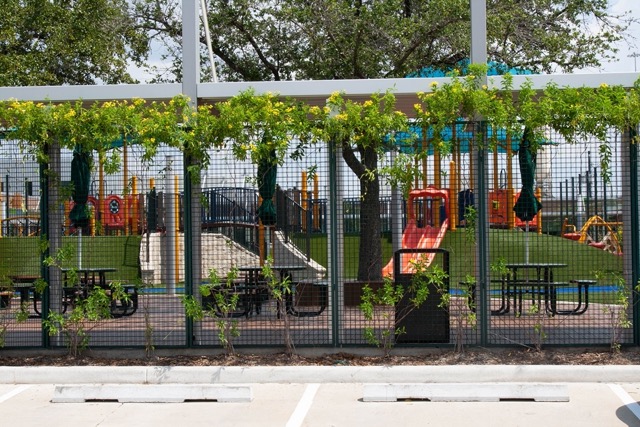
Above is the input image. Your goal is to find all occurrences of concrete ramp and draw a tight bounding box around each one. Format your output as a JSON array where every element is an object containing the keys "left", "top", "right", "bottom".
[{"left": 140, "top": 231, "right": 326, "bottom": 284}]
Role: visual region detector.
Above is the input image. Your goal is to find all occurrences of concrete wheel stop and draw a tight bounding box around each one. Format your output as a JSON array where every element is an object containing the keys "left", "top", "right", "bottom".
[
  {"left": 363, "top": 383, "right": 569, "bottom": 402},
  {"left": 52, "top": 384, "right": 253, "bottom": 403}
]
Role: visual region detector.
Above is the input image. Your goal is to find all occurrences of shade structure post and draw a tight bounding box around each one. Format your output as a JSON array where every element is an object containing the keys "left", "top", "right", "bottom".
[
  {"left": 506, "top": 133, "right": 515, "bottom": 229},
  {"left": 449, "top": 161, "right": 457, "bottom": 231}
]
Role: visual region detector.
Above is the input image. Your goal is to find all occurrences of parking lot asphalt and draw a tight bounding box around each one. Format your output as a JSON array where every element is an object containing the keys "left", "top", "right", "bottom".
[{"left": 1, "top": 365, "right": 640, "bottom": 427}]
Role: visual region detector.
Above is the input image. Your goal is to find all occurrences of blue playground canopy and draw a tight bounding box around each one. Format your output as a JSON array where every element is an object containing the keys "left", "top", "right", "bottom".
[
  {"left": 390, "top": 123, "right": 544, "bottom": 155},
  {"left": 408, "top": 59, "right": 533, "bottom": 78},
  {"left": 389, "top": 60, "right": 540, "bottom": 154}
]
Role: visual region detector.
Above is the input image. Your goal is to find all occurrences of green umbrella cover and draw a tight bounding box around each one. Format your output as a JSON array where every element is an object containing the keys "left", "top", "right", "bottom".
[
  {"left": 257, "top": 149, "right": 277, "bottom": 226},
  {"left": 69, "top": 145, "right": 92, "bottom": 228},
  {"left": 513, "top": 127, "right": 542, "bottom": 222}
]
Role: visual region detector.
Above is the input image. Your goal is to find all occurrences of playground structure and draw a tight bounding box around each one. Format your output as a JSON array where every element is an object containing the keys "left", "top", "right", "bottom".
[
  {"left": 378, "top": 125, "right": 546, "bottom": 277},
  {"left": 551, "top": 147, "right": 624, "bottom": 251},
  {"left": 488, "top": 189, "right": 540, "bottom": 230},
  {"left": 401, "top": 123, "right": 547, "bottom": 232},
  {"left": 64, "top": 194, "right": 140, "bottom": 236},
  {"left": 1, "top": 192, "right": 147, "bottom": 237},
  {"left": 0, "top": 215, "right": 39, "bottom": 237},
  {"left": 562, "top": 215, "right": 622, "bottom": 255},
  {"left": 63, "top": 170, "right": 150, "bottom": 236},
  {"left": 0, "top": 192, "right": 41, "bottom": 237}
]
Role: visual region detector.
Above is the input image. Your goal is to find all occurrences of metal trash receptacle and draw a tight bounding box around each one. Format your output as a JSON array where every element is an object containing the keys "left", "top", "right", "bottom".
[{"left": 394, "top": 248, "right": 450, "bottom": 343}]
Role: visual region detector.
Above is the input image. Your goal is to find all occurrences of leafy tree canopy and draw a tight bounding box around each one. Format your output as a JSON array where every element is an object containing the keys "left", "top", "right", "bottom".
[
  {"left": 132, "top": 0, "right": 636, "bottom": 82},
  {"left": 0, "top": 0, "right": 150, "bottom": 86}
]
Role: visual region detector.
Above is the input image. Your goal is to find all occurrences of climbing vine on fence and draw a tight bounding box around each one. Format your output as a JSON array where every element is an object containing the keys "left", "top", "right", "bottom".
[{"left": 0, "top": 74, "right": 638, "bottom": 182}]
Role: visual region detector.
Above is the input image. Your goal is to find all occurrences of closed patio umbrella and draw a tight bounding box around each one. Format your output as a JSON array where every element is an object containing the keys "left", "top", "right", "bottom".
[
  {"left": 70, "top": 145, "right": 91, "bottom": 228},
  {"left": 256, "top": 145, "right": 277, "bottom": 262},
  {"left": 256, "top": 149, "right": 277, "bottom": 227},
  {"left": 69, "top": 145, "right": 92, "bottom": 268},
  {"left": 513, "top": 127, "right": 541, "bottom": 263}
]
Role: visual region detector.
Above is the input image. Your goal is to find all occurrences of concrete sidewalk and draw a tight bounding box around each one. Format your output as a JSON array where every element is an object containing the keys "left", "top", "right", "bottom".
[{"left": 1, "top": 364, "right": 640, "bottom": 384}]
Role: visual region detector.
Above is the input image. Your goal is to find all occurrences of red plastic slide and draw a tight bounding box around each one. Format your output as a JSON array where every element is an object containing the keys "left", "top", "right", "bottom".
[{"left": 382, "top": 187, "right": 449, "bottom": 278}]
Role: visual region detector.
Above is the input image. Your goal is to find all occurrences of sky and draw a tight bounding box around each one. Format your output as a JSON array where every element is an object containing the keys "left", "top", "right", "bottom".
[{"left": 579, "top": 0, "right": 640, "bottom": 73}]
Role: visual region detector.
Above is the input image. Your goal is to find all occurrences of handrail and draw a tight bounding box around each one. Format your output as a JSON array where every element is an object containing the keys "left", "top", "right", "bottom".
[
  {"left": 201, "top": 187, "right": 258, "bottom": 227},
  {"left": 1, "top": 215, "right": 41, "bottom": 237}
]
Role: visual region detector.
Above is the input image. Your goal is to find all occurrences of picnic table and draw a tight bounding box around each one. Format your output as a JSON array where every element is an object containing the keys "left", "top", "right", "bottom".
[{"left": 61, "top": 268, "right": 138, "bottom": 317}]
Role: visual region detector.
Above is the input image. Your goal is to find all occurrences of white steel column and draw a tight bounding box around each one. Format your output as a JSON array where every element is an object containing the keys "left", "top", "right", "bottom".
[
  {"left": 183, "top": 0, "right": 204, "bottom": 343},
  {"left": 182, "top": 0, "right": 199, "bottom": 103},
  {"left": 470, "top": 0, "right": 490, "bottom": 345},
  {"left": 470, "top": 0, "right": 487, "bottom": 66}
]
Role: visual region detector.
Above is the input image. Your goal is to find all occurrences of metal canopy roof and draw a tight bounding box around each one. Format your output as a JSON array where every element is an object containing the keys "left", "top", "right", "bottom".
[
  {"left": 0, "top": 73, "right": 637, "bottom": 117},
  {"left": 0, "top": 0, "right": 637, "bottom": 116}
]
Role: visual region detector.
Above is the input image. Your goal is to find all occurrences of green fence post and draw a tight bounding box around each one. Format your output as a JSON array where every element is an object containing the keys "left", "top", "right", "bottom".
[
  {"left": 629, "top": 127, "right": 640, "bottom": 345},
  {"left": 184, "top": 155, "right": 194, "bottom": 347},
  {"left": 183, "top": 153, "right": 203, "bottom": 348},
  {"left": 182, "top": 0, "right": 200, "bottom": 348},
  {"left": 476, "top": 121, "right": 490, "bottom": 346},
  {"left": 328, "top": 140, "right": 340, "bottom": 347},
  {"left": 39, "top": 160, "right": 49, "bottom": 347}
]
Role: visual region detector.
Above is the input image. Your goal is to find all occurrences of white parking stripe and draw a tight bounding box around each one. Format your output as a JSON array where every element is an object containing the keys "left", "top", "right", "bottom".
[
  {"left": 0, "top": 385, "right": 31, "bottom": 403},
  {"left": 609, "top": 384, "right": 640, "bottom": 421},
  {"left": 286, "top": 384, "right": 320, "bottom": 427}
]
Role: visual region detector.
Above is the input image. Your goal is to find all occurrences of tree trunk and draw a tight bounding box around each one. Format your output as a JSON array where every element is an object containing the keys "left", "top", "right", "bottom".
[
  {"left": 358, "top": 174, "right": 382, "bottom": 281},
  {"left": 342, "top": 143, "right": 382, "bottom": 282}
]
